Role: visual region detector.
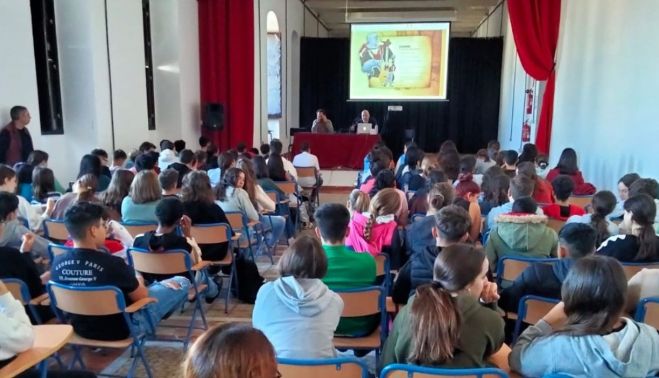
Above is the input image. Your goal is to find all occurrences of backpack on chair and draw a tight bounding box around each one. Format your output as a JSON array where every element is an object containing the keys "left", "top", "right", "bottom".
[{"left": 233, "top": 252, "right": 264, "bottom": 304}]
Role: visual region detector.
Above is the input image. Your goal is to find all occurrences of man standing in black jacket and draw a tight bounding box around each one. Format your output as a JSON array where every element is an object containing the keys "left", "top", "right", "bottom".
[
  {"left": 0, "top": 106, "right": 34, "bottom": 166},
  {"left": 499, "top": 223, "right": 597, "bottom": 313}
]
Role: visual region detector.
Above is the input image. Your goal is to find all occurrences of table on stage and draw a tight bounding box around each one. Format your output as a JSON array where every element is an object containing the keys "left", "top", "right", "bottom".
[
  {"left": 291, "top": 132, "right": 380, "bottom": 169},
  {"left": 0, "top": 324, "right": 73, "bottom": 378}
]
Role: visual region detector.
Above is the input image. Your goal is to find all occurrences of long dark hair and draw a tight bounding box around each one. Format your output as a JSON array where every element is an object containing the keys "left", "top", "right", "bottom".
[
  {"left": 77, "top": 154, "right": 102, "bottom": 179},
  {"left": 556, "top": 255, "right": 626, "bottom": 336},
  {"left": 181, "top": 171, "right": 215, "bottom": 204},
  {"left": 215, "top": 167, "right": 243, "bottom": 202},
  {"left": 624, "top": 194, "right": 658, "bottom": 261},
  {"left": 32, "top": 167, "right": 56, "bottom": 203},
  {"left": 100, "top": 169, "right": 135, "bottom": 208},
  {"left": 409, "top": 244, "right": 485, "bottom": 365},
  {"left": 267, "top": 155, "right": 287, "bottom": 181},
  {"left": 235, "top": 159, "right": 258, "bottom": 208},
  {"left": 555, "top": 148, "right": 579, "bottom": 175},
  {"left": 590, "top": 191, "right": 616, "bottom": 245},
  {"left": 252, "top": 156, "right": 269, "bottom": 179},
  {"left": 482, "top": 174, "right": 510, "bottom": 207},
  {"left": 518, "top": 143, "right": 538, "bottom": 164}
]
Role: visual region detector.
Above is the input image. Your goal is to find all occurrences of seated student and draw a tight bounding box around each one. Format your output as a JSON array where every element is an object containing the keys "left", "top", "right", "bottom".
[
  {"left": 486, "top": 175, "right": 544, "bottom": 234},
  {"left": 215, "top": 168, "right": 259, "bottom": 222},
  {"left": 193, "top": 150, "right": 207, "bottom": 171},
  {"left": 51, "top": 202, "right": 190, "bottom": 341},
  {"left": 0, "top": 192, "right": 50, "bottom": 261},
  {"left": 393, "top": 141, "right": 414, "bottom": 176},
  {"left": 453, "top": 155, "right": 483, "bottom": 188},
  {"left": 545, "top": 147, "right": 596, "bottom": 195},
  {"left": 368, "top": 169, "right": 409, "bottom": 226},
  {"left": 91, "top": 148, "right": 112, "bottom": 180},
  {"left": 158, "top": 139, "right": 178, "bottom": 169},
  {"left": 393, "top": 205, "right": 471, "bottom": 305},
  {"left": 396, "top": 145, "right": 424, "bottom": 190},
  {"left": 110, "top": 149, "right": 127, "bottom": 173},
  {"left": 474, "top": 148, "right": 497, "bottom": 175},
  {"left": 510, "top": 256, "right": 659, "bottom": 378},
  {"left": 99, "top": 169, "right": 135, "bottom": 220},
  {"left": 625, "top": 268, "right": 659, "bottom": 314},
  {"left": 259, "top": 143, "right": 270, "bottom": 159},
  {"left": 208, "top": 151, "right": 236, "bottom": 187},
  {"left": 121, "top": 170, "right": 162, "bottom": 223},
  {"left": 455, "top": 173, "right": 482, "bottom": 242},
  {"left": 31, "top": 167, "right": 60, "bottom": 204},
  {"left": 182, "top": 323, "right": 278, "bottom": 378},
  {"left": 0, "top": 279, "right": 34, "bottom": 367},
  {"left": 77, "top": 153, "right": 110, "bottom": 192},
  {"left": 628, "top": 178, "right": 659, "bottom": 233},
  {"left": 479, "top": 171, "right": 509, "bottom": 217},
  {"left": 517, "top": 161, "right": 554, "bottom": 204},
  {"left": 404, "top": 185, "right": 450, "bottom": 261},
  {"left": 292, "top": 142, "right": 321, "bottom": 188},
  {"left": 269, "top": 139, "right": 297, "bottom": 180},
  {"left": 346, "top": 189, "right": 370, "bottom": 217},
  {"left": 542, "top": 175, "right": 586, "bottom": 220},
  {"left": 159, "top": 168, "right": 180, "bottom": 198},
  {"left": 0, "top": 164, "right": 52, "bottom": 231},
  {"left": 50, "top": 174, "right": 98, "bottom": 220},
  {"left": 253, "top": 235, "right": 343, "bottom": 358},
  {"left": 132, "top": 198, "right": 219, "bottom": 302},
  {"left": 346, "top": 188, "right": 401, "bottom": 257},
  {"left": 486, "top": 197, "right": 558, "bottom": 270},
  {"left": 168, "top": 149, "right": 196, "bottom": 187},
  {"left": 360, "top": 159, "right": 388, "bottom": 195},
  {"left": 408, "top": 171, "right": 453, "bottom": 216},
  {"left": 382, "top": 244, "right": 504, "bottom": 369},
  {"left": 517, "top": 143, "right": 538, "bottom": 165},
  {"left": 567, "top": 190, "right": 618, "bottom": 245},
  {"left": 499, "top": 223, "right": 597, "bottom": 313},
  {"left": 502, "top": 150, "right": 518, "bottom": 178},
  {"left": 174, "top": 140, "right": 186, "bottom": 156},
  {"left": 598, "top": 194, "right": 659, "bottom": 263},
  {"left": 314, "top": 203, "right": 377, "bottom": 337},
  {"left": 610, "top": 172, "right": 640, "bottom": 219}
]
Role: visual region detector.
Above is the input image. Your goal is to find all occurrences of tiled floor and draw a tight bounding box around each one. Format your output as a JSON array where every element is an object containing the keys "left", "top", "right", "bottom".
[{"left": 49, "top": 188, "right": 352, "bottom": 377}]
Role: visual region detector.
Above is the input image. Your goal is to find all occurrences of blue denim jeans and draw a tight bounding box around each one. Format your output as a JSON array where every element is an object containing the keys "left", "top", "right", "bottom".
[
  {"left": 132, "top": 276, "right": 190, "bottom": 335},
  {"left": 262, "top": 215, "right": 286, "bottom": 247}
]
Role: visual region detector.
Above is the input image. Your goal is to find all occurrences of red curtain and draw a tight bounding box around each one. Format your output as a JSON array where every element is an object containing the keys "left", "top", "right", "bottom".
[
  {"left": 198, "top": 0, "right": 254, "bottom": 150},
  {"left": 507, "top": 0, "right": 561, "bottom": 154}
]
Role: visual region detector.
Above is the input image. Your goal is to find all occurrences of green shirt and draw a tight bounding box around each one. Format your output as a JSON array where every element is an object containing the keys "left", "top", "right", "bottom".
[{"left": 322, "top": 244, "right": 378, "bottom": 336}]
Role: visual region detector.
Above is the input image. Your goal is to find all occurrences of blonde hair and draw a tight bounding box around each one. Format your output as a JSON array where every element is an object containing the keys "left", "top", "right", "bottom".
[
  {"left": 129, "top": 170, "right": 161, "bottom": 204},
  {"left": 347, "top": 189, "right": 370, "bottom": 214},
  {"left": 364, "top": 188, "right": 400, "bottom": 241},
  {"left": 75, "top": 174, "right": 98, "bottom": 202},
  {"left": 182, "top": 323, "right": 276, "bottom": 378}
]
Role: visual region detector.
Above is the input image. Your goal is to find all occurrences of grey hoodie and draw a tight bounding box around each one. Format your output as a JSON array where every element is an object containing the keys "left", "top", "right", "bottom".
[
  {"left": 510, "top": 318, "right": 659, "bottom": 377},
  {"left": 0, "top": 219, "right": 50, "bottom": 260},
  {"left": 252, "top": 276, "right": 343, "bottom": 358}
]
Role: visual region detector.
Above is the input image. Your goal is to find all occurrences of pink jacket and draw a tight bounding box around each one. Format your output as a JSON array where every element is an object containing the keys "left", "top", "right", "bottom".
[{"left": 346, "top": 212, "right": 397, "bottom": 256}]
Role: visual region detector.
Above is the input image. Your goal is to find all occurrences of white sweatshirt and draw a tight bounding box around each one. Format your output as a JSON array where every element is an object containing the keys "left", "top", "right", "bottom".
[{"left": 0, "top": 292, "right": 34, "bottom": 361}]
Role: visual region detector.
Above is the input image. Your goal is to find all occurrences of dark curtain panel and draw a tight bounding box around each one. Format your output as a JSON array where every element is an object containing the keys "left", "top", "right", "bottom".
[{"left": 299, "top": 37, "right": 503, "bottom": 157}]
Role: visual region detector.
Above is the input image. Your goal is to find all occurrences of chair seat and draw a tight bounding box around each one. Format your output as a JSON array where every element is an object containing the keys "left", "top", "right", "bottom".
[
  {"left": 69, "top": 333, "right": 133, "bottom": 348},
  {"left": 333, "top": 327, "right": 381, "bottom": 349}
]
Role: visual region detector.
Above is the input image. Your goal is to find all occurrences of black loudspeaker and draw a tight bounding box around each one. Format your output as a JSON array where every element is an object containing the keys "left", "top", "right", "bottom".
[{"left": 203, "top": 103, "right": 224, "bottom": 131}]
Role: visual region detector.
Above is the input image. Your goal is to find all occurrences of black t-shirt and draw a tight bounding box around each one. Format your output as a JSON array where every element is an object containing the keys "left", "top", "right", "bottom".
[
  {"left": 51, "top": 248, "right": 139, "bottom": 340},
  {"left": 182, "top": 201, "right": 229, "bottom": 261},
  {"left": 133, "top": 231, "right": 193, "bottom": 284},
  {"left": 168, "top": 162, "right": 191, "bottom": 187},
  {"left": 0, "top": 246, "right": 44, "bottom": 299},
  {"left": 598, "top": 234, "right": 659, "bottom": 263}
]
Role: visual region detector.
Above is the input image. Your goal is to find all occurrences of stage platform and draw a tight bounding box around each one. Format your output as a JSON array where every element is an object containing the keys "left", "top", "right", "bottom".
[{"left": 319, "top": 169, "right": 359, "bottom": 189}]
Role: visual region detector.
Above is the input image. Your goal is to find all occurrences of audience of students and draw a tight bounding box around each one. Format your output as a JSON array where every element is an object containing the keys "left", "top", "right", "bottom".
[
  {"left": 346, "top": 188, "right": 401, "bottom": 257},
  {"left": 120, "top": 170, "right": 161, "bottom": 223},
  {"left": 0, "top": 164, "right": 52, "bottom": 230},
  {"left": 486, "top": 197, "right": 558, "bottom": 269},
  {"left": 99, "top": 169, "right": 135, "bottom": 219},
  {"left": 159, "top": 168, "right": 180, "bottom": 198},
  {"left": 77, "top": 154, "right": 110, "bottom": 192},
  {"left": 510, "top": 255, "right": 659, "bottom": 377},
  {"left": 404, "top": 184, "right": 451, "bottom": 262},
  {"left": 50, "top": 174, "right": 98, "bottom": 220},
  {"left": 499, "top": 223, "right": 597, "bottom": 313},
  {"left": 517, "top": 161, "right": 554, "bottom": 204},
  {"left": 598, "top": 194, "right": 659, "bottom": 262},
  {"left": 169, "top": 149, "right": 196, "bottom": 186},
  {"left": 90, "top": 148, "right": 112, "bottom": 179},
  {"left": 486, "top": 175, "right": 543, "bottom": 233},
  {"left": 0, "top": 192, "right": 50, "bottom": 260},
  {"left": 215, "top": 167, "right": 260, "bottom": 223},
  {"left": 158, "top": 140, "right": 178, "bottom": 169},
  {"left": 542, "top": 175, "right": 586, "bottom": 220},
  {"left": 567, "top": 190, "right": 618, "bottom": 245},
  {"left": 502, "top": 150, "right": 518, "bottom": 178},
  {"left": 110, "top": 149, "right": 127, "bottom": 173},
  {"left": 545, "top": 147, "right": 596, "bottom": 195},
  {"left": 479, "top": 171, "right": 509, "bottom": 217},
  {"left": 382, "top": 243, "right": 504, "bottom": 368},
  {"left": 253, "top": 235, "right": 342, "bottom": 358}
]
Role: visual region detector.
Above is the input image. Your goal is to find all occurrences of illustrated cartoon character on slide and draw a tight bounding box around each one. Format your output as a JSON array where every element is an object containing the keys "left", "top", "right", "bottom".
[{"left": 359, "top": 33, "right": 396, "bottom": 84}]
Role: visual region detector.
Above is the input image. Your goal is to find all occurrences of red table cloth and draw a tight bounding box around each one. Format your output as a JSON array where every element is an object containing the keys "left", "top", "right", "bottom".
[{"left": 291, "top": 133, "right": 380, "bottom": 169}]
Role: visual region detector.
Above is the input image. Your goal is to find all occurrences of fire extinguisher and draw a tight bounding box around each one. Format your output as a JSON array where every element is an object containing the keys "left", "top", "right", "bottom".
[
  {"left": 522, "top": 121, "right": 531, "bottom": 142},
  {"left": 525, "top": 89, "right": 534, "bottom": 114}
]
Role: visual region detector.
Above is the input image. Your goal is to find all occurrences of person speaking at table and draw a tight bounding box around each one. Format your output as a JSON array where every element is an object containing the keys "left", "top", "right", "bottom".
[
  {"left": 311, "top": 109, "right": 334, "bottom": 134},
  {"left": 350, "top": 109, "right": 379, "bottom": 133}
]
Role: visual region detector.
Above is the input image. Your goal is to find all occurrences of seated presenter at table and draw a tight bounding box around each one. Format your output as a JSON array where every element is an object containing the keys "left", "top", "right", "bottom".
[
  {"left": 351, "top": 109, "right": 379, "bottom": 133},
  {"left": 310, "top": 109, "right": 334, "bottom": 134}
]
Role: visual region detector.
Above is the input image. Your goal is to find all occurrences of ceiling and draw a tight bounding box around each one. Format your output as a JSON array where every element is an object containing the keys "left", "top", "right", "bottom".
[{"left": 303, "top": 0, "right": 501, "bottom": 37}]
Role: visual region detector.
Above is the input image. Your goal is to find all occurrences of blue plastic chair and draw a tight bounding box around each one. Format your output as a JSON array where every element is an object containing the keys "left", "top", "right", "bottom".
[
  {"left": 47, "top": 281, "right": 156, "bottom": 377},
  {"left": 621, "top": 262, "right": 659, "bottom": 280},
  {"left": 635, "top": 296, "right": 659, "bottom": 329},
  {"left": 495, "top": 256, "right": 559, "bottom": 287},
  {"left": 126, "top": 248, "right": 209, "bottom": 347},
  {"left": 224, "top": 211, "right": 263, "bottom": 262},
  {"left": 43, "top": 218, "right": 69, "bottom": 243},
  {"left": 119, "top": 222, "right": 158, "bottom": 238},
  {"left": 380, "top": 364, "right": 509, "bottom": 377},
  {"left": 278, "top": 357, "right": 369, "bottom": 378},
  {"left": 48, "top": 243, "right": 75, "bottom": 264},
  {"left": 513, "top": 295, "right": 560, "bottom": 342},
  {"left": 333, "top": 286, "right": 387, "bottom": 359},
  {"left": 2, "top": 278, "right": 48, "bottom": 325}
]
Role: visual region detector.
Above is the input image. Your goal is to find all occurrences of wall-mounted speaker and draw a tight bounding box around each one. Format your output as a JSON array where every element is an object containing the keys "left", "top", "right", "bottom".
[{"left": 203, "top": 103, "right": 224, "bottom": 131}]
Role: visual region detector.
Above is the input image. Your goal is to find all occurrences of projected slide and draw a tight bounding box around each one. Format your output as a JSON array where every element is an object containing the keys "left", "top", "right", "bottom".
[{"left": 349, "top": 23, "right": 450, "bottom": 100}]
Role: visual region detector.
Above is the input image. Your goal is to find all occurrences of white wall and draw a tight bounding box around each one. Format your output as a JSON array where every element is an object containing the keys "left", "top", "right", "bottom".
[
  {"left": 0, "top": 0, "right": 201, "bottom": 183},
  {"left": 254, "top": 0, "right": 329, "bottom": 148},
  {"left": 550, "top": 0, "right": 659, "bottom": 191}
]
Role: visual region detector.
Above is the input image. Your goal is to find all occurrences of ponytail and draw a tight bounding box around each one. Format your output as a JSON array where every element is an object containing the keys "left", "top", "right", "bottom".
[
  {"left": 364, "top": 213, "right": 375, "bottom": 242},
  {"left": 590, "top": 212, "right": 610, "bottom": 246},
  {"left": 408, "top": 283, "right": 461, "bottom": 365},
  {"left": 636, "top": 225, "right": 658, "bottom": 261},
  {"left": 623, "top": 194, "right": 658, "bottom": 261},
  {"left": 590, "top": 191, "right": 617, "bottom": 245}
]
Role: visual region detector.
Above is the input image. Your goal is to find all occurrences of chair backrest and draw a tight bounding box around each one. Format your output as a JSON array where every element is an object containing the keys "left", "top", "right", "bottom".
[
  {"left": 496, "top": 257, "right": 558, "bottom": 286},
  {"left": 127, "top": 248, "right": 191, "bottom": 275},
  {"left": 48, "top": 243, "right": 75, "bottom": 262},
  {"left": 2, "top": 278, "right": 31, "bottom": 305},
  {"left": 275, "top": 181, "right": 297, "bottom": 195},
  {"left": 546, "top": 218, "right": 566, "bottom": 233},
  {"left": 225, "top": 212, "right": 245, "bottom": 230},
  {"left": 278, "top": 357, "right": 368, "bottom": 378},
  {"left": 380, "top": 364, "right": 509, "bottom": 378},
  {"left": 335, "top": 286, "right": 383, "bottom": 318},
  {"left": 43, "top": 219, "right": 69, "bottom": 241},
  {"left": 374, "top": 254, "right": 389, "bottom": 278},
  {"left": 189, "top": 223, "right": 232, "bottom": 244},
  {"left": 513, "top": 295, "right": 560, "bottom": 342},
  {"left": 635, "top": 297, "right": 659, "bottom": 329},
  {"left": 47, "top": 281, "right": 125, "bottom": 316},
  {"left": 567, "top": 196, "right": 592, "bottom": 208},
  {"left": 621, "top": 262, "right": 659, "bottom": 280},
  {"left": 121, "top": 222, "right": 158, "bottom": 238},
  {"left": 294, "top": 166, "right": 316, "bottom": 179},
  {"left": 266, "top": 190, "right": 278, "bottom": 203}
]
